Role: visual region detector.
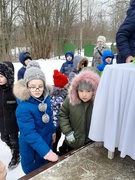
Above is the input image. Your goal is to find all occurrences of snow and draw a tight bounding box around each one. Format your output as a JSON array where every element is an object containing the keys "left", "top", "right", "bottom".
[{"left": 0, "top": 57, "right": 92, "bottom": 180}]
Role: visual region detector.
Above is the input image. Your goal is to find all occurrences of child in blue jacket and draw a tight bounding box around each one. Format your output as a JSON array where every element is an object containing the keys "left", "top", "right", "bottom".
[
  {"left": 96, "top": 50, "right": 114, "bottom": 75},
  {"left": 13, "top": 61, "right": 58, "bottom": 174},
  {"left": 60, "top": 51, "right": 74, "bottom": 77},
  {"left": 17, "top": 51, "right": 32, "bottom": 80}
]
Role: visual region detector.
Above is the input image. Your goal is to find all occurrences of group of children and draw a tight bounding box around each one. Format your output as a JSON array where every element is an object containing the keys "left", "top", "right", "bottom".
[{"left": 0, "top": 38, "right": 114, "bottom": 175}]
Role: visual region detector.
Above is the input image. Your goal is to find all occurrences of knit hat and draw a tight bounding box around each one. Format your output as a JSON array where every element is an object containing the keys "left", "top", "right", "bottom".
[
  {"left": 77, "top": 81, "right": 93, "bottom": 91},
  {"left": 19, "top": 52, "right": 32, "bottom": 66},
  {"left": 24, "top": 60, "right": 46, "bottom": 86},
  {"left": 53, "top": 70, "right": 68, "bottom": 88},
  {"left": 65, "top": 51, "right": 74, "bottom": 60},
  {"left": 97, "top": 36, "right": 106, "bottom": 43},
  {"left": 0, "top": 62, "right": 14, "bottom": 86}
]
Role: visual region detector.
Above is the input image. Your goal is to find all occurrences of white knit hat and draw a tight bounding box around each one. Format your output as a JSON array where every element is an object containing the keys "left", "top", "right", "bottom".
[
  {"left": 97, "top": 36, "right": 106, "bottom": 43},
  {"left": 24, "top": 60, "right": 46, "bottom": 85}
]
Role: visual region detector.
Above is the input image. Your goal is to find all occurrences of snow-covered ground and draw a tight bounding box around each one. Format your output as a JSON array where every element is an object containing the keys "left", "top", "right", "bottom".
[{"left": 0, "top": 57, "right": 92, "bottom": 180}]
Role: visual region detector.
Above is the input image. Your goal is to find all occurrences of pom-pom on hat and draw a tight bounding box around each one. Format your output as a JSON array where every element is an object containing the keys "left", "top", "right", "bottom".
[
  {"left": 24, "top": 60, "right": 46, "bottom": 85},
  {"left": 53, "top": 70, "right": 68, "bottom": 88},
  {"left": 97, "top": 36, "right": 106, "bottom": 43}
]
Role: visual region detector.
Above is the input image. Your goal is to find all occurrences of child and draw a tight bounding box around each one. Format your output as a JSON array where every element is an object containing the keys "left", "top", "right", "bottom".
[
  {"left": 96, "top": 50, "right": 114, "bottom": 75},
  {"left": 68, "top": 55, "right": 88, "bottom": 84},
  {"left": 17, "top": 51, "right": 32, "bottom": 80},
  {"left": 92, "top": 35, "right": 110, "bottom": 67},
  {"left": 13, "top": 61, "right": 58, "bottom": 174},
  {"left": 51, "top": 70, "right": 69, "bottom": 154},
  {"left": 60, "top": 51, "right": 74, "bottom": 77},
  {"left": 58, "top": 70, "right": 100, "bottom": 153},
  {"left": 0, "top": 61, "right": 20, "bottom": 169}
]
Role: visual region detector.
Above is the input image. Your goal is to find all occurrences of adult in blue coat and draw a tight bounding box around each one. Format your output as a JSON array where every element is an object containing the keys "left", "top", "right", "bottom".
[
  {"left": 17, "top": 51, "right": 32, "bottom": 80},
  {"left": 116, "top": 0, "right": 135, "bottom": 63},
  {"left": 13, "top": 61, "right": 58, "bottom": 174}
]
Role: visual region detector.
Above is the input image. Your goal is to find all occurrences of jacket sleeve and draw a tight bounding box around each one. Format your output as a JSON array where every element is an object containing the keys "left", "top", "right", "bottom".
[
  {"left": 60, "top": 63, "right": 64, "bottom": 74},
  {"left": 58, "top": 97, "right": 73, "bottom": 135},
  {"left": 116, "top": 10, "right": 135, "bottom": 60}
]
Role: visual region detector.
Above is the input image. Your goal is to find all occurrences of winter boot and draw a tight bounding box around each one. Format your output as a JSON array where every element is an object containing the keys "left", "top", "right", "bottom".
[{"left": 8, "top": 149, "right": 20, "bottom": 169}]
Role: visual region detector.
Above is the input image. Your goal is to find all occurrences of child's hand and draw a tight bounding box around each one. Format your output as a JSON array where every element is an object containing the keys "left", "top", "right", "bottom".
[
  {"left": 44, "top": 150, "right": 58, "bottom": 162},
  {"left": 0, "top": 160, "right": 7, "bottom": 180},
  {"left": 66, "top": 131, "right": 75, "bottom": 144}
]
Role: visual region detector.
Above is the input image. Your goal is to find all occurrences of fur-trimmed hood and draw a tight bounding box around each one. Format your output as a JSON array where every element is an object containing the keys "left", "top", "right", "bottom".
[
  {"left": 73, "top": 55, "right": 88, "bottom": 70},
  {"left": 13, "top": 79, "right": 53, "bottom": 101},
  {"left": 68, "top": 70, "right": 100, "bottom": 106}
]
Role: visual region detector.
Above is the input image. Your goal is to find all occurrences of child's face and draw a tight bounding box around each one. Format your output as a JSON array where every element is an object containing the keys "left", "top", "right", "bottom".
[
  {"left": 78, "top": 89, "right": 93, "bottom": 102},
  {"left": 25, "top": 59, "right": 31, "bottom": 66},
  {"left": 97, "top": 41, "right": 104, "bottom": 46},
  {"left": 0, "top": 74, "right": 7, "bottom": 85},
  {"left": 66, "top": 56, "right": 72, "bottom": 61},
  {"left": 105, "top": 57, "right": 112, "bottom": 64},
  {"left": 28, "top": 79, "right": 44, "bottom": 98}
]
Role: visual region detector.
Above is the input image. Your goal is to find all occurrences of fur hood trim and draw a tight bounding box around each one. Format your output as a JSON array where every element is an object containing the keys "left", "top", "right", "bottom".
[
  {"left": 78, "top": 57, "right": 88, "bottom": 70},
  {"left": 13, "top": 79, "right": 30, "bottom": 101},
  {"left": 69, "top": 70, "right": 100, "bottom": 106},
  {"left": 13, "top": 79, "right": 53, "bottom": 101}
]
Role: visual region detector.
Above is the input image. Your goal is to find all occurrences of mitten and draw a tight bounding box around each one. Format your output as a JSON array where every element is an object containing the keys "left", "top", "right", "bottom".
[
  {"left": 66, "top": 131, "right": 75, "bottom": 143},
  {"left": 44, "top": 150, "right": 58, "bottom": 162}
]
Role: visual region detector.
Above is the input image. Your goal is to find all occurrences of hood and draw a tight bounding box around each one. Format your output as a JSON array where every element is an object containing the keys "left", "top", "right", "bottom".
[
  {"left": 13, "top": 79, "right": 53, "bottom": 102},
  {"left": 73, "top": 55, "right": 88, "bottom": 70},
  {"left": 0, "top": 62, "right": 14, "bottom": 87},
  {"left": 65, "top": 51, "right": 74, "bottom": 60},
  {"left": 19, "top": 52, "right": 32, "bottom": 66},
  {"left": 68, "top": 70, "right": 100, "bottom": 106},
  {"left": 127, "top": 0, "right": 135, "bottom": 15},
  {"left": 102, "top": 50, "right": 114, "bottom": 64}
]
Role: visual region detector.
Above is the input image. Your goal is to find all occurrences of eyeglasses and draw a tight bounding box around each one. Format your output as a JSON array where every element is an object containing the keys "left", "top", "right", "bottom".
[{"left": 28, "top": 86, "right": 44, "bottom": 92}]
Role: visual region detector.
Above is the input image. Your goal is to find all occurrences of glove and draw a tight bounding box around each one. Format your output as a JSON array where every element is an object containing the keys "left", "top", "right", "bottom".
[
  {"left": 44, "top": 150, "right": 58, "bottom": 162},
  {"left": 66, "top": 131, "right": 75, "bottom": 144}
]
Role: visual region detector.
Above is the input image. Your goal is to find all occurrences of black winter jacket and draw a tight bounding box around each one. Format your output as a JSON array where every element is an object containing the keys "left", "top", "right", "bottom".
[
  {"left": 0, "top": 85, "right": 19, "bottom": 134},
  {"left": 116, "top": 1, "right": 135, "bottom": 63}
]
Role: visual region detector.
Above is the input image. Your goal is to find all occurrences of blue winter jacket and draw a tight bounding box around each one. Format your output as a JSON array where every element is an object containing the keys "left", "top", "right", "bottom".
[
  {"left": 60, "top": 51, "right": 74, "bottom": 77},
  {"left": 15, "top": 93, "right": 55, "bottom": 174},
  {"left": 116, "top": 1, "right": 135, "bottom": 63}
]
